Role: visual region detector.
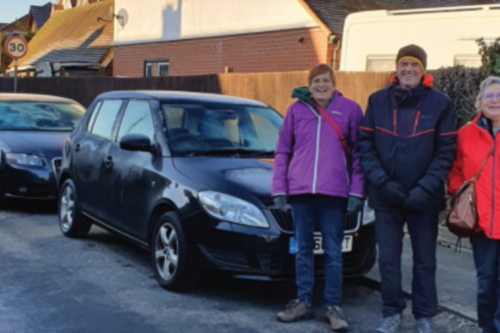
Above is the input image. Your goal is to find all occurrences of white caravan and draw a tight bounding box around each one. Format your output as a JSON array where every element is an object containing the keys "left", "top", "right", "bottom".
[{"left": 339, "top": 4, "right": 500, "bottom": 72}]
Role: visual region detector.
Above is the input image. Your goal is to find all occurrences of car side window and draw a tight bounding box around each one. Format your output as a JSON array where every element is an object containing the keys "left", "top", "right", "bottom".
[
  {"left": 90, "top": 100, "right": 123, "bottom": 140},
  {"left": 86, "top": 101, "right": 102, "bottom": 132},
  {"left": 117, "top": 101, "right": 155, "bottom": 143}
]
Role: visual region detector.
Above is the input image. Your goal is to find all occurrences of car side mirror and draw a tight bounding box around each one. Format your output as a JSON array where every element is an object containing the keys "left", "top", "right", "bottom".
[{"left": 119, "top": 134, "right": 152, "bottom": 153}]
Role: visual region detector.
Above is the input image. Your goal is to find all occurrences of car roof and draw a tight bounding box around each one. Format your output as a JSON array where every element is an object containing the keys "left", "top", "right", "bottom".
[
  {"left": 96, "top": 90, "right": 269, "bottom": 107},
  {"left": 0, "top": 93, "right": 78, "bottom": 104}
]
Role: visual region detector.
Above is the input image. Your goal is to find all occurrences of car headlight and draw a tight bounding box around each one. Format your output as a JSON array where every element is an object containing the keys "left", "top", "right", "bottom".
[
  {"left": 198, "top": 191, "right": 269, "bottom": 228},
  {"left": 362, "top": 200, "right": 376, "bottom": 225},
  {"left": 6, "top": 153, "right": 44, "bottom": 167}
]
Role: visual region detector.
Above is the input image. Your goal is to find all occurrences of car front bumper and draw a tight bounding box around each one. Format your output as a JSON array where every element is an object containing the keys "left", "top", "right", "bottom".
[
  {"left": 0, "top": 157, "right": 61, "bottom": 200},
  {"left": 182, "top": 210, "right": 377, "bottom": 278}
]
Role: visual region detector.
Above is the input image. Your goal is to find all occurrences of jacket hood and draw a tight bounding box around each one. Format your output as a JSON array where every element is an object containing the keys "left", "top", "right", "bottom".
[
  {"left": 390, "top": 74, "right": 434, "bottom": 88},
  {"left": 291, "top": 87, "right": 342, "bottom": 109}
]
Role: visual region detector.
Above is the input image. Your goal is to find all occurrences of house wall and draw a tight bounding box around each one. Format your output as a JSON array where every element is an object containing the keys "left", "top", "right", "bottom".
[
  {"left": 113, "top": 0, "right": 318, "bottom": 45},
  {"left": 114, "top": 27, "right": 330, "bottom": 77}
]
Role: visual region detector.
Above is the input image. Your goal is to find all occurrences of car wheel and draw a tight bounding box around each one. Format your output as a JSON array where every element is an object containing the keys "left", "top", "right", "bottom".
[
  {"left": 59, "top": 179, "right": 91, "bottom": 238},
  {"left": 151, "top": 211, "right": 200, "bottom": 292}
]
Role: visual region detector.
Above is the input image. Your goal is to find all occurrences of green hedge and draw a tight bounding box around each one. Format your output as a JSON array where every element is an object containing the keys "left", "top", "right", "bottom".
[{"left": 430, "top": 38, "right": 500, "bottom": 129}]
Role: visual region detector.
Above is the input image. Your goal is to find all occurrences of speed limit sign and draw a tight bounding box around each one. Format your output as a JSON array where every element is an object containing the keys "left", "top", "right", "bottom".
[{"left": 5, "top": 36, "right": 28, "bottom": 60}]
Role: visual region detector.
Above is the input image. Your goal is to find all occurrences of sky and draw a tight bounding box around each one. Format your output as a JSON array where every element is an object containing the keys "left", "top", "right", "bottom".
[{"left": 0, "top": 0, "right": 54, "bottom": 25}]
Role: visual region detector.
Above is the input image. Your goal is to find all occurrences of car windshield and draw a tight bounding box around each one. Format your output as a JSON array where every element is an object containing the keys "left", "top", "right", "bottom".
[
  {"left": 0, "top": 101, "right": 85, "bottom": 131},
  {"left": 162, "top": 102, "right": 283, "bottom": 157}
]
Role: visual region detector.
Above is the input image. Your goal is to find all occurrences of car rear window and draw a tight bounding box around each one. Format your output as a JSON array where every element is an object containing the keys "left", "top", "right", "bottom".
[{"left": 0, "top": 102, "right": 85, "bottom": 131}]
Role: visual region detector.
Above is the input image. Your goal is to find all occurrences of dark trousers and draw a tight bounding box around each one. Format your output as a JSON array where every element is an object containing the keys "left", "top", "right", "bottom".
[
  {"left": 375, "top": 211, "right": 439, "bottom": 319},
  {"left": 290, "top": 195, "right": 347, "bottom": 307},
  {"left": 471, "top": 231, "right": 500, "bottom": 332}
]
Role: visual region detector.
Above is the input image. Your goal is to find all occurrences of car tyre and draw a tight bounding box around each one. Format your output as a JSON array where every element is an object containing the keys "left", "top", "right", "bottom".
[
  {"left": 151, "top": 211, "right": 200, "bottom": 292},
  {"left": 59, "top": 179, "right": 91, "bottom": 238}
]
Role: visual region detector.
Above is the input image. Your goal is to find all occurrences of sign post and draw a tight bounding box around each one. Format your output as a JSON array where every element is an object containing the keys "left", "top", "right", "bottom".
[{"left": 5, "top": 36, "right": 28, "bottom": 93}]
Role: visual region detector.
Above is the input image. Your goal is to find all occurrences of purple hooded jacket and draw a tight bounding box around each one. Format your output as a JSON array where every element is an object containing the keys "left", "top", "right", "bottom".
[{"left": 272, "top": 89, "right": 365, "bottom": 199}]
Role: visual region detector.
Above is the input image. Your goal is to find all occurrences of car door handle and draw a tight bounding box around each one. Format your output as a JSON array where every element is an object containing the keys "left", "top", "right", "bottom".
[
  {"left": 75, "top": 144, "right": 81, "bottom": 152},
  {"left": 105, "top": 156, "right": 113, "bottom": 169}
]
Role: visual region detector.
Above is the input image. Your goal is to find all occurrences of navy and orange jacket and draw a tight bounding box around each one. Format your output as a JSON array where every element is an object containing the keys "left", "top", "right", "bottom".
[
  {"left": 448, "top": 115, "right": 500, "bottom": 239},
  {"left": 357, "top": 75, "right": 457, "bottom": 212}
]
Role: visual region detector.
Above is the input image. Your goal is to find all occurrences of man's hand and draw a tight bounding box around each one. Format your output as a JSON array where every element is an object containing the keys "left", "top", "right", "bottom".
[
  {"left": 347, "top": 196, "right": 364, "bottom": 215},
  {"left": 273, "top": 195, "right": 287, "bottom": 213},
  {"left": 403, "top": 186, "right": 432, "bottom": 211},
  {"left": 378, "top": 181, "right": 408, "bottom": 207}
]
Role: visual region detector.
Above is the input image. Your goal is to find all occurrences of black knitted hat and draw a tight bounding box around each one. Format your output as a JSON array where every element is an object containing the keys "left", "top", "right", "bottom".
[{"left": 396, "top": 44, "right": 427, "bottom": 72}]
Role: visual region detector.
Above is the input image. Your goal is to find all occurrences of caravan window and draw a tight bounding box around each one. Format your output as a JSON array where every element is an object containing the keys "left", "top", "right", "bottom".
[{"left": 366, "top": 55, "right": 396, "bottom": 72}]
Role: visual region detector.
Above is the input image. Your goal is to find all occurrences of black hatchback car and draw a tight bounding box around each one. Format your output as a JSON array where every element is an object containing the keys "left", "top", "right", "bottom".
[
  {"left": 0, "top": 93, "right": 85, "bottom": 201},
  {"left": 58, "top": 91, "right": 376, "bottom": 291}
]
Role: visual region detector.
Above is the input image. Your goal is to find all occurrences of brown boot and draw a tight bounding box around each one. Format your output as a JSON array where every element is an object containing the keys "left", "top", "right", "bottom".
[
  {"left": 277, "top": 299, "right": 314, "bottom": 322},
  {"left": 325, "top": 306, "right": 348, "bottom": 331}
]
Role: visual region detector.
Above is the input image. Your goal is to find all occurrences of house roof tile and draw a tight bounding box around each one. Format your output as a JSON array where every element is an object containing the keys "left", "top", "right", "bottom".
[
  {"left": 17, "top": 0, "right": 114, "bottom": 67},
  {"left": 303, "top": 0, "right": 497, "bottom": 35},
  {"left": 30, "top": 3, "right": 52, "bottom": 31}
]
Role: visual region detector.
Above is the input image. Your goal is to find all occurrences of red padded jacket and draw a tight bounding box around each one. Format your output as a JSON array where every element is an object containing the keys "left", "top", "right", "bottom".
[{"left": 448, "top": 115, "right": 500, "bottom": 239}]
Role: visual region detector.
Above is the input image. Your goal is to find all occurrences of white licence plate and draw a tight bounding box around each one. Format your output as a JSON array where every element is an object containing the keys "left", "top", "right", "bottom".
[{"left": 289, "top": 235, "right": 353, "bottom": 255}]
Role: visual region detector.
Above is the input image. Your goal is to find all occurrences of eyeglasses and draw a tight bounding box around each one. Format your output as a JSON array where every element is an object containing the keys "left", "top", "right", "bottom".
[{"left": 484, "top": 93, "right": 500, "bottom": 100}]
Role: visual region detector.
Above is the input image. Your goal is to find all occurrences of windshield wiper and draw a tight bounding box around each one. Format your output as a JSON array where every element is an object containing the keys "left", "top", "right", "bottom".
[{"left": 186, "top": 148, "right": 274, "bottom": 157}]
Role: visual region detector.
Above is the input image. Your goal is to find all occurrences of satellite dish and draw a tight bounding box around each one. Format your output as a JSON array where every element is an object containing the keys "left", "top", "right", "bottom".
[{"left": 117, "top": 8, "right": 129, "bottom": 28}]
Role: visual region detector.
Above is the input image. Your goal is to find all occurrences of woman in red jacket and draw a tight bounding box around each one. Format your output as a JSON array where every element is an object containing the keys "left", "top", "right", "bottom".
[{"left": 448, "top": 76, "right": 500, "bottom": 333}]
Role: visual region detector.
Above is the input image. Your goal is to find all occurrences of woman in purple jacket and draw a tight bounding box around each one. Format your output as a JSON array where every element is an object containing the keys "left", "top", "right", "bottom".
[{"left": 273, "top": 64, "right": 365, "bottom": 331}]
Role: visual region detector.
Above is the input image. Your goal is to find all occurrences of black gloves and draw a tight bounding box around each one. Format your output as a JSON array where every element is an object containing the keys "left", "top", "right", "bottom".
[
  {"left": 378, "top": 181, "right": 408, "bottom": 207},
  {"left": 347, "top": 195, "right": 364, "bottom": 215},
  {"left": 403, "top": 186, "right": 432, "bottom": 211},
  {"left": 273, "top": 195, "right": 287, "bottom": 212}
]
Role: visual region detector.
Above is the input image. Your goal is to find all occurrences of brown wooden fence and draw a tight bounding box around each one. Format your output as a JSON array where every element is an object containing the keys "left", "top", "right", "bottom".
[
  {"left": 0, "top": 75, "right": 221, "bottom": 107},
  {"left": 218, "top": 71, "right": 393, "bottom": 115},
  {"left": 0, "top": 71, "right": 393, "bottom": 114}
]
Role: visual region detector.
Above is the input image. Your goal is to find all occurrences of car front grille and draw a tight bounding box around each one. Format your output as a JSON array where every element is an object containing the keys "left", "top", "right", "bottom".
[
  {"left": 52, "top": 158, "right": 62, "bottom": 177},
  {"left": 269, "top": 209, "right": 360, "bottom": 234}
]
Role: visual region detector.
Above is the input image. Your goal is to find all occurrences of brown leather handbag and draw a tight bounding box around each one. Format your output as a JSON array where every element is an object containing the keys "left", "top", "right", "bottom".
[{"left": 447, "top": 146, "right": 494, "bottom": 237}]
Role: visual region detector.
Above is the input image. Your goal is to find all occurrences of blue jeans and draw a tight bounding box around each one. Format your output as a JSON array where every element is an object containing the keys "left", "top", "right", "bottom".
[
  {"left": 290, "top": 194, "right": 347, "bottom": 307},
  {"left": 471, "top": 231, "right": 500, "bottom": 332}
]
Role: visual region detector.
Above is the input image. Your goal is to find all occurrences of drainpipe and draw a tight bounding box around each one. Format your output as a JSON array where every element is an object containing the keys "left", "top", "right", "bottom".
[{"left": 329, "top": 35, "right": 341, "bottom": 70}]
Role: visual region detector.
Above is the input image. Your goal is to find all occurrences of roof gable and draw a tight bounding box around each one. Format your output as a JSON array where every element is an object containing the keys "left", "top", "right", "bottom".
[
  {"left": 18, "top": 0, "right": 114, "bottom": 67},
  {"left": 30, "top": 3, "right": 52, "bottom": 31}
]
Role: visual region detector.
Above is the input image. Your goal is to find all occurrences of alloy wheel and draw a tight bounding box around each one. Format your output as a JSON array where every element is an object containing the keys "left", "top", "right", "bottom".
[
  {"left": 60, "top": 185, "right": 75, "bottom": 232},
  {"left": 155, "top": 223, "right": 179, "bottom": 281}
]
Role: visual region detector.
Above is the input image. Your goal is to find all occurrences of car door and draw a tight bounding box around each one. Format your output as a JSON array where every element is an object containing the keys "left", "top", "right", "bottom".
[
  {"left": 72, "top": 99, "right": 124, "bottom": 221},
  {"left": 102, "top": 100, "right": 157, "bottom": 238}
]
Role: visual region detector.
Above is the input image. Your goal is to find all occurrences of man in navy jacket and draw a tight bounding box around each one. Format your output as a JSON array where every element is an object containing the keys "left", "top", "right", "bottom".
[{"left": 357, "top": 45, "right": 457, "bottom": 333}]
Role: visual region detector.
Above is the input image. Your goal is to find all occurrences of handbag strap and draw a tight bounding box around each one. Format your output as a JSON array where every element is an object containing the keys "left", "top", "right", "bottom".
[
  {"left": 314, "top": 101, "right": 352, "bottom": 163},
  {"left": 472, "top": 144, "right": 495, "bottom": 181}
]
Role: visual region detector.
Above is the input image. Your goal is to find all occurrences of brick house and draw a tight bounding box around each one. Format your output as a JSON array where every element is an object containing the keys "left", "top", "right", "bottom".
[{"left": 112, "top": 0, "right": 497, "bottom": 78}]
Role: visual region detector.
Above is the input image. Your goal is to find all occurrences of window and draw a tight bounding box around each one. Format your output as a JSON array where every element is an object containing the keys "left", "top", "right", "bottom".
[
  {"left": 162, "top": 103, "right": 283, "bottom": 156},
  {"left": 87, "top": 101, "right": 102, "bottom": 132},
  {"left": 0, "top": 102, "right": 85, "bottom": 131},
  {"left": 145, "top": 64, "right": 153, "bottom": 78},
  {"left": 90, "top": 100, "right": 123, "bottom": 140},
  {"left": 366, "top": 55, "right": 396, "bottom": 72},
  {"left": 454, "top": 55, "right": 481, "bottom": 68},
  {"left": 117, "top": 101, "right": 155, "bottom": 142},
  {"left": 144, "top": 60, "right": 170, "bottom": 77}
]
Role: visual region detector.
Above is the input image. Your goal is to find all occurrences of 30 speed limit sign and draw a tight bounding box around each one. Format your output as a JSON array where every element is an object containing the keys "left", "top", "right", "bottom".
[{"left": 5, "top": 36, "right": 28, "bottom": 60}]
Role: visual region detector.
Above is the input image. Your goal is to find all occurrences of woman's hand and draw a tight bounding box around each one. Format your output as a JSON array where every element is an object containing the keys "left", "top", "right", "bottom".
[
  {"left": 347, "top": 196, "right": 364, "bottom": 215},
  {"left": 273, "top": 196, "right": 288, "bottom": 213}
]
